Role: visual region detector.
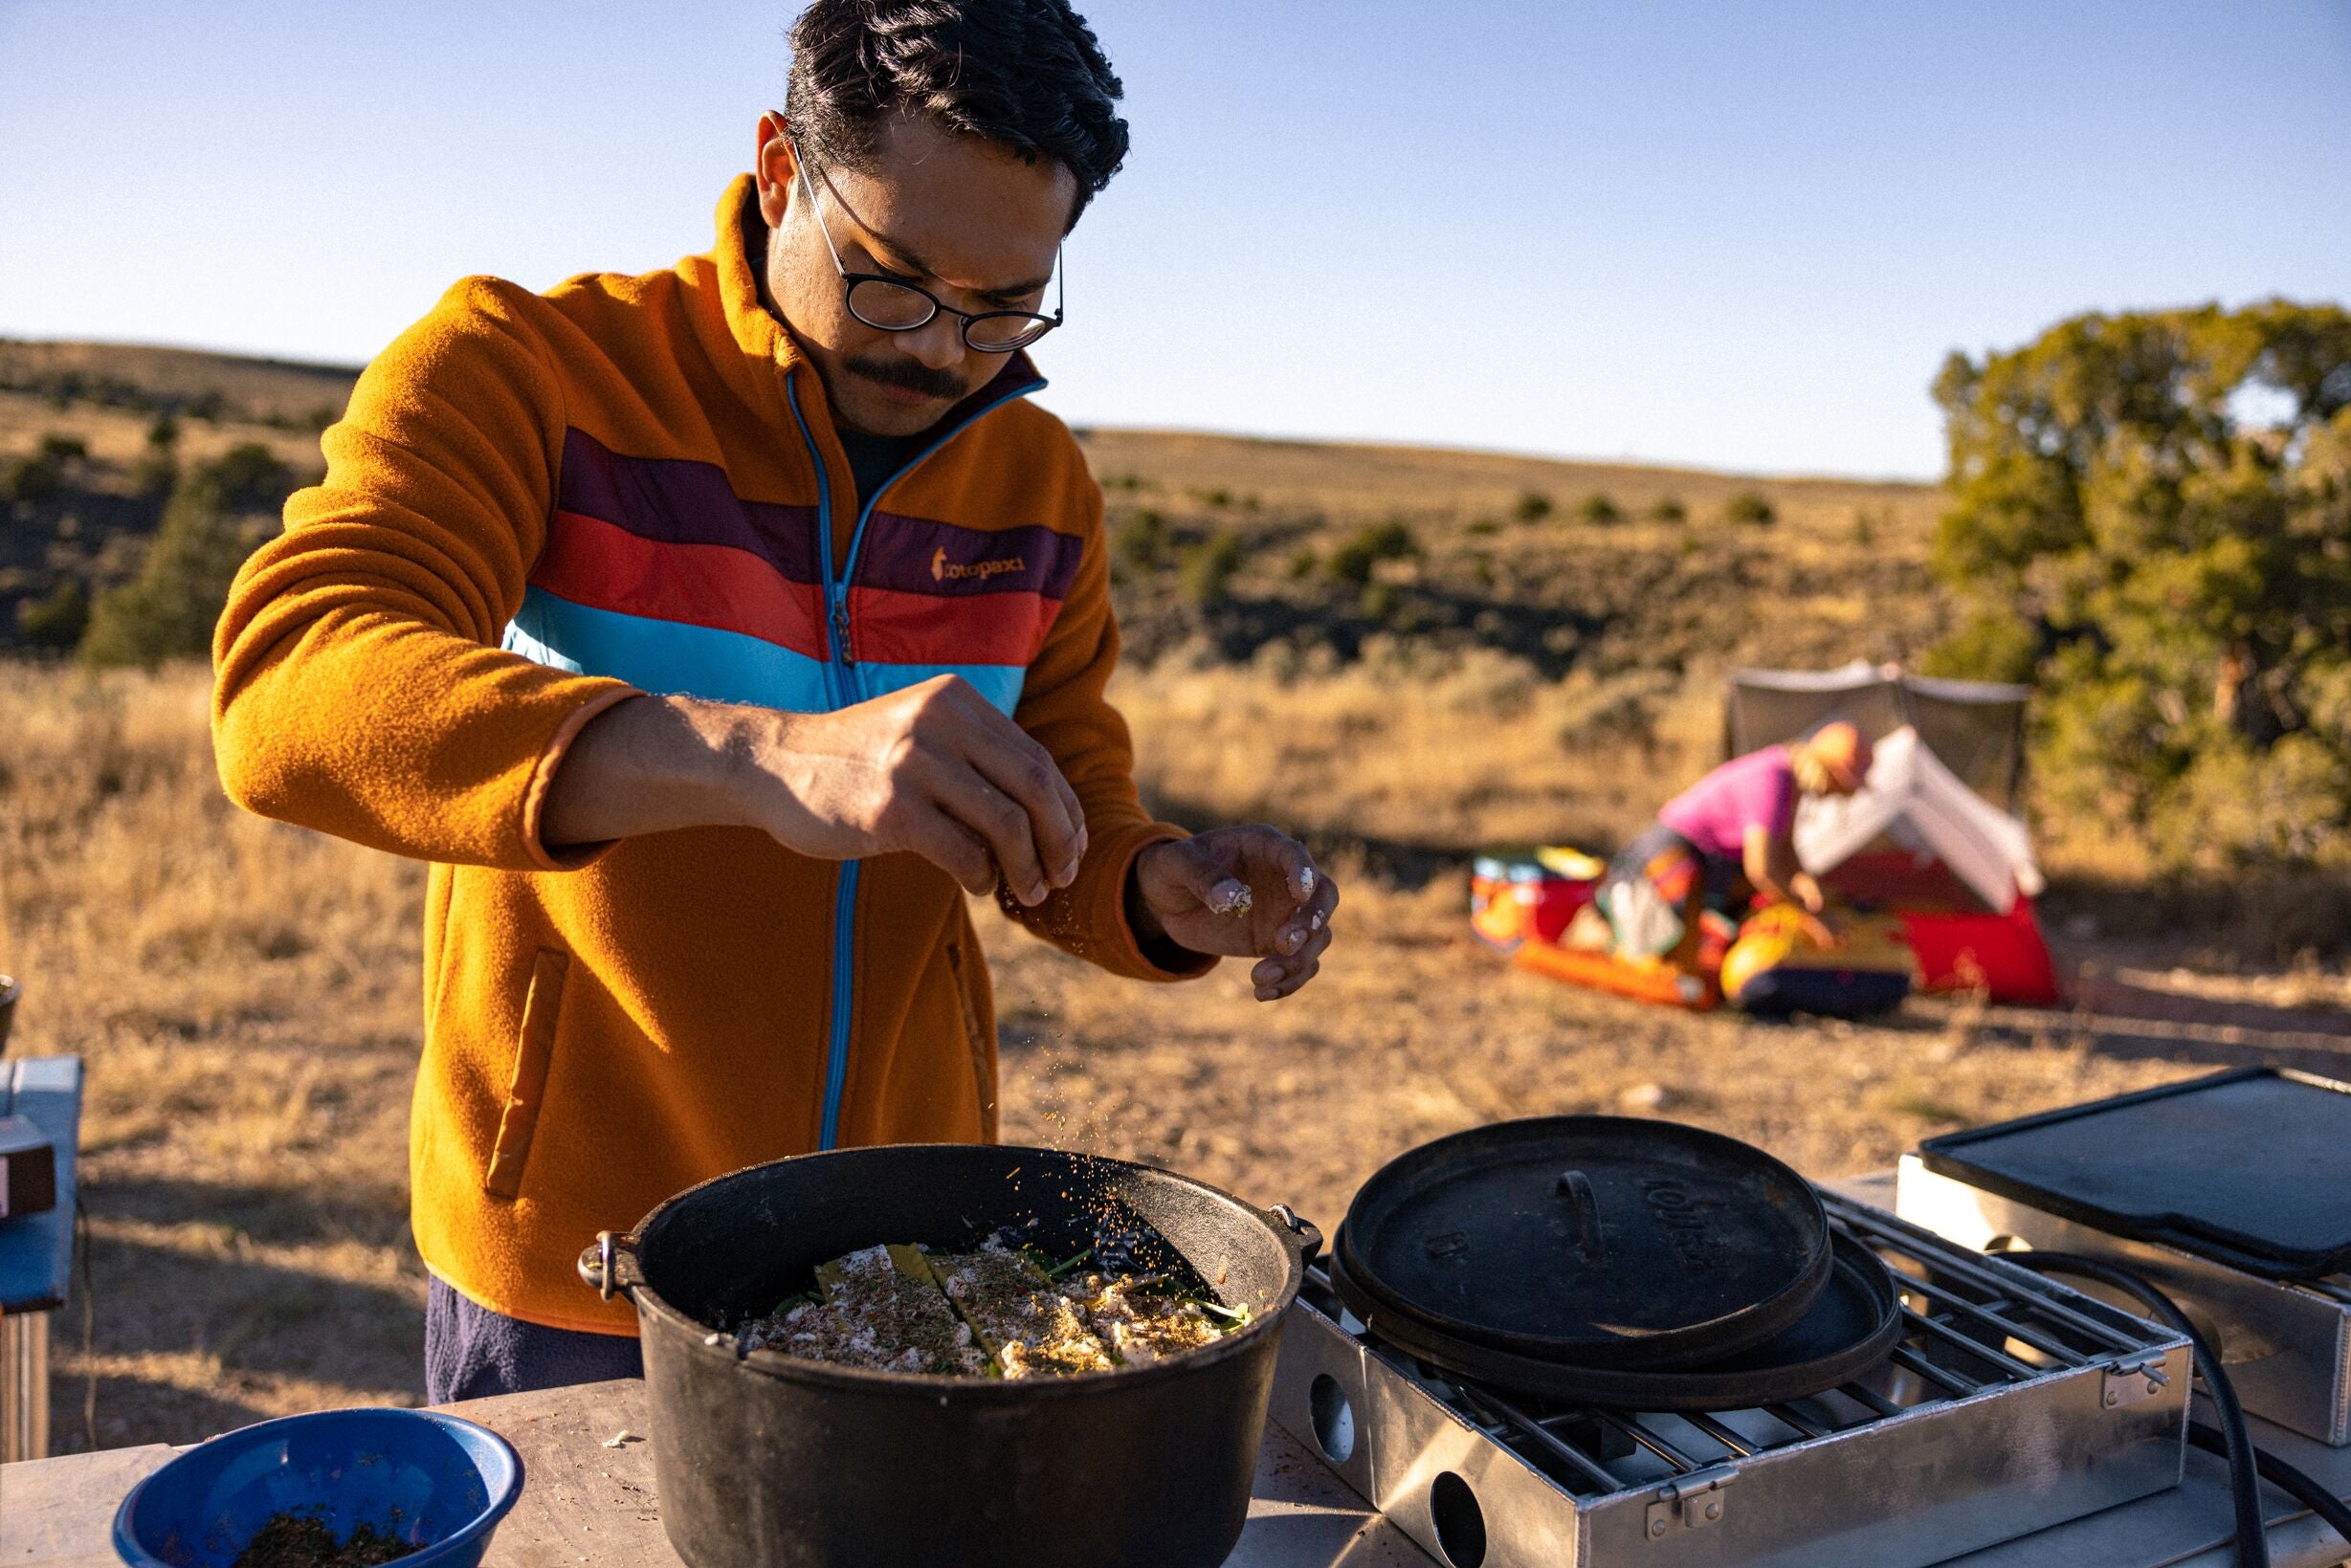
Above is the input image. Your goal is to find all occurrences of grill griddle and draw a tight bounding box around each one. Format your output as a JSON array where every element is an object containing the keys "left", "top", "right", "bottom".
[{"left": 1919, "top": 1067, "right": 2351, "bottom": 1280}]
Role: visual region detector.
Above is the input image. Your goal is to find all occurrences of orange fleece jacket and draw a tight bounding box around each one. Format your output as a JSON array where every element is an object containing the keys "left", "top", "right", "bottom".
[{"left": 212, "top": 176, "right": 1204, "bottom": 1335}]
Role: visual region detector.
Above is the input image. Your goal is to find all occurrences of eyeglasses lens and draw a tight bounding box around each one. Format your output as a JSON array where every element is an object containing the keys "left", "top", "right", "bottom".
[
  {"left": 846, "top": 278, "right": 935, "bottom": 331},
  {"left": 965, "top": 317, "right": 1051, "bottom": 352}
]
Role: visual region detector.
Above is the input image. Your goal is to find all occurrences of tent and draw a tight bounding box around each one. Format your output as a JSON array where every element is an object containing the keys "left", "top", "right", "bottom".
[
  {"left": 1727, "top": 666, "right": 2061, "bottom": 1005},
  {"left": 1726, "top": 660, "right": 2029, "bottom": 810}
]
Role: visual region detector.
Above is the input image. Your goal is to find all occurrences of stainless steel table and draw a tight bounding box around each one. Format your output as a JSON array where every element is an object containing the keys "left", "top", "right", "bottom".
[
  {"left": 0, "top": 1377, "right": 1433, "bottom": 1568},
  {"left": 3, "top": 1374, "right": 2345, "bottom": 1567}
]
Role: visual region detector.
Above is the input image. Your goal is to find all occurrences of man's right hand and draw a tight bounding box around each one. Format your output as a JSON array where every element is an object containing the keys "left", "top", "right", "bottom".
[{"left": 541, "top": 678, "right": 1088, "bottom": 906}]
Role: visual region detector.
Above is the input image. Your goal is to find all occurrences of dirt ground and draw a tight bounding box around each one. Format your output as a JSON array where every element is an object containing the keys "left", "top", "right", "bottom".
[{"left": 1, "top": 663, "right": 2340, "bottom": 1456}]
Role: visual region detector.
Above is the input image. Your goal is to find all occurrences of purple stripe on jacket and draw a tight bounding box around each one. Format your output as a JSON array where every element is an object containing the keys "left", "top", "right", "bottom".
[
  {"left": 854, "top": 515, "right": 1087, "bottom": 600},
  {"left": 558, "top": 428, "right": 822, "bottom": 585}
]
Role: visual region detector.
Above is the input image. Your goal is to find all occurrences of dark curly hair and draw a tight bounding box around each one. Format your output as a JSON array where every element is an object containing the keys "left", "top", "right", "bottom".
[{"left": 785, "top": 0, "right": 1129, "bottom": 228}]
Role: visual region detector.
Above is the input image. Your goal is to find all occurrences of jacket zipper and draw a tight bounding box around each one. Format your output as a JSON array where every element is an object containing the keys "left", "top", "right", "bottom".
[{"left": 783, "top": 367, "right": 1044, "bottom": 1151}]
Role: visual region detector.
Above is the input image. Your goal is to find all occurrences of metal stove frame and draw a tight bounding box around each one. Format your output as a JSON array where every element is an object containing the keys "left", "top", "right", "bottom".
[
  {"left": 1897, "top": 1152, "right": 2351, "bottom": 1447},
  {"left": 1271, "top": 1193, "right": 2190, "bottom": 1568}
]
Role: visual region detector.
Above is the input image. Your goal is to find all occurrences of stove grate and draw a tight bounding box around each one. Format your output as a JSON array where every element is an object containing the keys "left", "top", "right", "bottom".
[
  {"left": 1302, "top": 1194, "right": 2166, "bottom": 1499},
  {"left": 1275, "top": 1192, "right": 2191, "bottom": 1568}
]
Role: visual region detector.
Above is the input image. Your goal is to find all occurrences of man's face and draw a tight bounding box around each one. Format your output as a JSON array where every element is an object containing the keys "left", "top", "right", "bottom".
[{"left": 754, "top": 110, "right": 1074, "bottom": 437}]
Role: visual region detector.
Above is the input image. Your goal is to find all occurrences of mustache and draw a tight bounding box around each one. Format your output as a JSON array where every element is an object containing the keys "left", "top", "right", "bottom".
[{"left": 844, "top": 354, "right": 968, "bottom": 402}]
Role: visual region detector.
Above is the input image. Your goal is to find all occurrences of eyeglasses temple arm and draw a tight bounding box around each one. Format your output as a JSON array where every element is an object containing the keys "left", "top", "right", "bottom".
[{"left": 787, "top": 137, "right": 852, "bottom": 276}]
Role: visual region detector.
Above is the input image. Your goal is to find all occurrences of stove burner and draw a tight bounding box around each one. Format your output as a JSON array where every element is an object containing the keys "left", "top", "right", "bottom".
[{"left": 1272, "top": 1194, "right": 2190, "bottom": 1568}]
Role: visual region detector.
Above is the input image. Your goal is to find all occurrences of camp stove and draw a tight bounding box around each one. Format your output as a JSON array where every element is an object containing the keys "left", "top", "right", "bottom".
[
  {"left": 1270, "top": 1193, "right": 2189, "bottom": 1568},
  {"left": 1896, "top": 1068, "right": 2351, "bottom": 1448},
  {"left": 1898, "top": 1155, "right": 2351, "bottom": 1447}
]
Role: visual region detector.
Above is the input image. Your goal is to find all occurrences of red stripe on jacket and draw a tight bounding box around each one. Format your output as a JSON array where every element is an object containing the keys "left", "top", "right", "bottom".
[
  {"left": 536, "top": 510, "right": 828, "bottom": 657},
  {"left": 846, "top": 584, "right": 1065, "bottom": 668}
]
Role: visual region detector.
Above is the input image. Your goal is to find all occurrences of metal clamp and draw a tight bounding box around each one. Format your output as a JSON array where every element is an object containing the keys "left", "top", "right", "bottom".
[
  {"left": 576, "top": 1231, "right": 622, "bottom": 1301},
  {"left": 1645, "top": 1465, "right": 1740, "bottom": 1538},
  {"left": 2101, "top": 1358, "right": 2170, "bottom": 1409}
]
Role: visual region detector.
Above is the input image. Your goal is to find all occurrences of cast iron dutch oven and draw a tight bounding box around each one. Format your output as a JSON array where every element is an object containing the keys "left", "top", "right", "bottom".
[
  {"left": 578, "top": 1143, "right": 1320, "bottom": 1568},
  {"left": 1333, "top": 1115, "right": 1835, "bottom": 1371}
]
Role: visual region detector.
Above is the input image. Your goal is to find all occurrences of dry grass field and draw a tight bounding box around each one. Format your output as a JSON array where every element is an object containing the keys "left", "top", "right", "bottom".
[
  {"left": 2, "top": 660, "right": 2338, "bottom": 1455},
  {"left": 0, "top": 342, "right": 2342, "bottom": 1454}
]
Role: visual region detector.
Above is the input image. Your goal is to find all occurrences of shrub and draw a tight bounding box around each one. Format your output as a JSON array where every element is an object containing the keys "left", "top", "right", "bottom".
[
  {"left": 1193, "top": 486, "right": 1232, "bottom": 508},
  {"left": 37, "top": 433, "right": 87, "bottom": 464},
  {"left": 145, "top": 413, "right": 180, "bottom": 451},
  {"left": 1919, "top": 611, "right": 2038, "bottom": 686},
  {"left": 80, "top": 490, "right": 252, "bottom": 666},
  {"left": 1111, "top": 508, "right": 1167, "bottom": 578},
  {"left": 201, "top": 443, "right": 294, "bottom": 511},
  {"left": 79, "top": 445, "right": 296, "bottom": 668},
  {"left": 2, "top": 452, "right": 62, "bottom": 505},
  {"left": 1649, "top": 496, "right": 1687, "bottom": 524},
  {"left": 1326, "top": 519, "right": 1420, "bottom": 586},
  {"left": 1176, "top": 531, "right": 1245, "bottom": 607},
  {"left": 1724, "top": 490, "right": 1776, "bottom": 526},
  {"left": 1285, "top": 546, "right": 1319, "bottom": 580},
  {"left": 1465, "top": 518, "right": 1501, "bottom": 536},
  {"left": 1360, "top": 581, "right": 1401, "bottom": 623},
  {"left": 1924, "top": 299, "right": 2351, "bottom": 869},
  {"left": 1577, "top": 493, "right": 1623, "bottom": 526},
  {"left": 1511, "top": 489, "right": 1552, "bottom": 523},
  {"left": 17, "top": 580, "right": 88, "bottom": 649},
  {"left": 131, "top": 451, "right": 179, "bottom": 497}
]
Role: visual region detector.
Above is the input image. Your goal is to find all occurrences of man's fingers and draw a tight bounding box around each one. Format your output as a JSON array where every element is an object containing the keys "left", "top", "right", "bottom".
[
  {"left": 1234, "top": 826, "right": 1317, "bottom": 907},
  {"left": 955, "top": 704, "right": 1087, "bottom": 890},
  {"left": 1253, "top": 917, "right": 1334, "bottom": 995},
  {"left": 1254, "top": 953, "right": 1321, "bottom": 1001},
  {"left": 938, "top": 766, "right": 1055, "bottom": 905},
  {"left": 905, "top": 808, "right": 997, "bottom": 896},
  {"left": 1270, "top": 874, "right": 1341, "bottom": 954}
]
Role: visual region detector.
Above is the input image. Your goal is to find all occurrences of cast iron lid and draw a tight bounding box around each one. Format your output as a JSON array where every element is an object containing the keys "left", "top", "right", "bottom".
[
  {"left": 1919, "top": 1067, "right": 2351, "bottom": 1280},
  {"left": 1336, "top": 1116, "right": 1832, "bottom": 1370},
  {"left": 1328, "top": 1228, "right": 1900, "bottom": 1410}
]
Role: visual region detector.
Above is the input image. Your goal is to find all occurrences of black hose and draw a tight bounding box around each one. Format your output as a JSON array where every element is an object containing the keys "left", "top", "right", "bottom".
[
  {"left": 1995, "top": 1250, "right": 2270, "bottom": 1568},
  {"left": 2189, "top": 1422, "right": 2351, "bottom": 1547}
]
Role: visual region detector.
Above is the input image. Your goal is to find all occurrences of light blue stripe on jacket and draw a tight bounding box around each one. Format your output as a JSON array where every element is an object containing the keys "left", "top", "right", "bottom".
[{"left": 506, "top": 586, "right": 1025, "bottom": 716}]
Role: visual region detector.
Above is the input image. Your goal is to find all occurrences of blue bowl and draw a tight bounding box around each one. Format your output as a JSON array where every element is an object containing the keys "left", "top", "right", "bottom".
[{"left": 112, "top": 1407, "right": 521, "bottom": 1568}]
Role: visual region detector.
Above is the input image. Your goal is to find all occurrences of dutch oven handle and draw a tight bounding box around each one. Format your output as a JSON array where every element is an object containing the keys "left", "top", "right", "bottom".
[
  {"left": 578, "top": 1230, "right": 645, "bottom": 1302},
  {"left": 1269, "top": 1204, "right": 1324, "bottom": 1269}
]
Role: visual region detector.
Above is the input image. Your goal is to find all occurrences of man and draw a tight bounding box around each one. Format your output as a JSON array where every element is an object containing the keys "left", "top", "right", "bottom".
[{"left": 211, "top": 0, "right": 1339, "bottom": 1403}]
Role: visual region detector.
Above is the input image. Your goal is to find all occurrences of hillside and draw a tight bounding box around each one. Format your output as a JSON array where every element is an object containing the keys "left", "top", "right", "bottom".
[{"left": 0, "top": 339, "right": 1949, "bottom": 678}]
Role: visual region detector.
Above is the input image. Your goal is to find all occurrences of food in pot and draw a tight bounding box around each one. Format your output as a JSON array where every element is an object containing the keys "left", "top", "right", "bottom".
[
  {"left": 741, "top": 1236, "right": 1247, "bottom": 1379},
  {"left": 230, "top": 1513, "right": 416, "bottom": 1567},
  {"left": 742, "top": 1244, "right": 987, "bottom": 1375},
  {"left": 1061, "top": 1270, "right": 1230, "bottom": 1364},
  {"left": 927, "top": 1242, "right": 1117, "bottom": 1377}
]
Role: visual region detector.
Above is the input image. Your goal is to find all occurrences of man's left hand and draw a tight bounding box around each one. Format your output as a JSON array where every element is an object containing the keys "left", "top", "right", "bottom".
[{"left": 1131, "top": 828, "right": 1340, "bottom": 1001}]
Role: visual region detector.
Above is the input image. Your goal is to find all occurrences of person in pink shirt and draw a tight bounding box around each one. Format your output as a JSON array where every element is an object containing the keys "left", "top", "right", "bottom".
[{"left": 1597, "top": 721, "right": 1874, "bottom": 962}]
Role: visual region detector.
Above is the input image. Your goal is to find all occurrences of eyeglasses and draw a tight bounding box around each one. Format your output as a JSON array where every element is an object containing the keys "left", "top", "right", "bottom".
[{"left": 791, "top": 140, "right": 1064, "bottom": 354}]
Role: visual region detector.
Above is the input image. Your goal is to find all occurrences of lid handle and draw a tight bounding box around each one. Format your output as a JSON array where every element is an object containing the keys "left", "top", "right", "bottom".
[{"left": 1555, "top": 1170, "right": 1605, "bottom": 1263}]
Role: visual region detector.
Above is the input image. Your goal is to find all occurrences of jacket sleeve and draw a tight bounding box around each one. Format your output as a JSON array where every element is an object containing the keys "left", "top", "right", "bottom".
[
  {"left": 1005, "top": 477, "right": 1212, "bottom": 982},
  {"left": 211, "top": 277, "right": 639, "bottom": 871}
]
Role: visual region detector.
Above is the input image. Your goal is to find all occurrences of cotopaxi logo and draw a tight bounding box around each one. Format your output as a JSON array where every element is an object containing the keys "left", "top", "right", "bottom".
[{"left": 931, "top": 546, "right": 1028, "bottom": 583}]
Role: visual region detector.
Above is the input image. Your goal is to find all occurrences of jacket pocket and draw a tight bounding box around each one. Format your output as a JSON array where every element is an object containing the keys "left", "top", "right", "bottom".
[
  {"left": 944, "top": 939, "right": 998, "bottom": 1138},
  {"left": 484, "top": 947, "right": 568, "bottom": 1200}
]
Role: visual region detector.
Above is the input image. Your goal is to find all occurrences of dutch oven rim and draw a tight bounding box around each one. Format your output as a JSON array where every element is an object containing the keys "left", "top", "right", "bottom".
[{"left": 582, "top": 1142, "right": 1320, "bottom": 1401}]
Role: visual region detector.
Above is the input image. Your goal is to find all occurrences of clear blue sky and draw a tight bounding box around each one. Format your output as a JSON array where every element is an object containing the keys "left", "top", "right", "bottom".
[{"left": 3, "top": 0, "right": 2345, "bottom": 477}]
